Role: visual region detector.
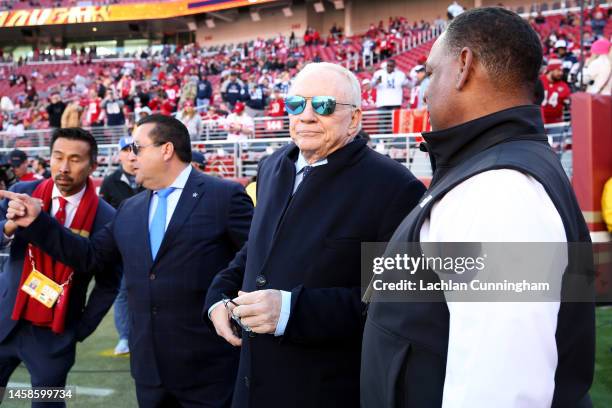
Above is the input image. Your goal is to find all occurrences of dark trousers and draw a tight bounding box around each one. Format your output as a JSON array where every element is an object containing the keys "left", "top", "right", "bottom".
[
  {"left": 0, "top": 322, "right": 75, "bottom": 408},
  {"left": 135, "top": 380, "right": 233, "bottom": 408}
]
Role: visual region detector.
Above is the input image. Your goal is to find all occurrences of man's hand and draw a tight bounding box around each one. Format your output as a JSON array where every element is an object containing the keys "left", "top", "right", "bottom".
[
  {"left": 232, "top": 290, "right": 282, "bottom": 335},
  {"left": 0, "top": 190, "right": 42, "bottom": 228},
  {"left": 210, "top": 302, "right": 242, "bottom": 347}
]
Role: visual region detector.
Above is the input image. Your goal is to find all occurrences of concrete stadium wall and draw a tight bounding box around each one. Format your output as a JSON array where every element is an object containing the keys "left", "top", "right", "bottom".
[
  {"left": 350, "top": 0, "right": 450, "bottom": 34},
  {"left": 195, "top": 0, "right": 545, "bottom": 46},
  {"left": 195, "top": 6, "right": 308, "bottom": 46}
]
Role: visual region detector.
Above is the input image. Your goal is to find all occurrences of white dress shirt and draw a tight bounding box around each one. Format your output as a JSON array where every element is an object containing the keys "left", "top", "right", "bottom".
[
  {"left": 148, "top": 165, "right": 192, "bottom": 230},
  {"left": 420, "top": 169, "right": 567, "bottom": 408},
  {"left": 51, "top": 183, "right": 86, "bottom": 227}
]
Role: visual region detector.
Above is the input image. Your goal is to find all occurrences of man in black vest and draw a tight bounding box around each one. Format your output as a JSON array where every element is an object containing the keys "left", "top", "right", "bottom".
[{"left": 361, "top": 7, "right": 595, "bottom": 408}]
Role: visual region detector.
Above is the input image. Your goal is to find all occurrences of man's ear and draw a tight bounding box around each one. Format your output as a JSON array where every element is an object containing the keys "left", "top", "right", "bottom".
[
  {"left": 348, "top": 108, "right": 363, "bottom": 136},
  {"left": 456, "top": 47, "right": 475, "bottom": 90},
  {"left": 162, "top": 142, "right": 175, "bottom": 161}
]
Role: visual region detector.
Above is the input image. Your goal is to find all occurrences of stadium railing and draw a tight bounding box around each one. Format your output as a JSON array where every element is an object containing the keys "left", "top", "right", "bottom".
[
  {"left": 0, "top": 110, "right": 395, "bottom": 146},
  {"left": 0, "top": 118, "right": 573, "bottom": 181}
]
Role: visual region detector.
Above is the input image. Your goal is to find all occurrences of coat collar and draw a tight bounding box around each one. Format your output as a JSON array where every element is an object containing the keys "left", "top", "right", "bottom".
[
  {"left": 421, "top": 105, "right": 548, "bottom": 186},
  {"left": 281, "top": 136, "right": 367, "bottom": 169}
]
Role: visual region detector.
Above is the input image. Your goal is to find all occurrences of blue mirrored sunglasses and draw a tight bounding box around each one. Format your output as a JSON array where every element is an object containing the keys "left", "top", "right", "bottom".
[{"left": 284, "top": 95, "right": 357, "bottom": 116}]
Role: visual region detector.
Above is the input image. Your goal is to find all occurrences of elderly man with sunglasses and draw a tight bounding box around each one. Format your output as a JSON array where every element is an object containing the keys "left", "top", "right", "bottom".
[{"left": 205, "top": 62, "right": 426, "bottom": 408}]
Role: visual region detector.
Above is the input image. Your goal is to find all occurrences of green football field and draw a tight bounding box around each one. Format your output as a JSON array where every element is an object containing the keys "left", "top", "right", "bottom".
[{"left": 2, "top": 306, "right": 612, "bottom": 407}]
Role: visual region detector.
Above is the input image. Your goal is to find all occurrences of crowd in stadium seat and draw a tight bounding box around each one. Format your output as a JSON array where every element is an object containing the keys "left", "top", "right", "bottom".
[
  {"left": 0, "top": 14, "right": 440, "bottom": 137},
  {"left": 530, "top": 5, "right": 612, "bottom": 122},
  {"left": 0, "top": 4, "right": 610, "bottom": 139}
]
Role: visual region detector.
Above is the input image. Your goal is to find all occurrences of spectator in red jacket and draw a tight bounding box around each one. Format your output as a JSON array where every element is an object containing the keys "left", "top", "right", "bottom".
[
  {"left": 361, "top": 78, "right": 377, "bottom": 110},
  {"left": 540, "top": 59, "right": 571, "bottom": 124},
  {"left": 266, "top": 90, "right": 285, "bottom": 117}
]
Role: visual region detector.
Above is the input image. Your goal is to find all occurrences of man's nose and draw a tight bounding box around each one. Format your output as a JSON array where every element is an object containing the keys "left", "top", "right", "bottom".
[{"left": 298, "top": 100, "right": 317, "bottom": 122}]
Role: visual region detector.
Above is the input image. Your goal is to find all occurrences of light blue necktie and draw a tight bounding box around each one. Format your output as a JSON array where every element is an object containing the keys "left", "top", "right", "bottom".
[{"left": 149, "top": 187, "right": 175, "bottom": 260}]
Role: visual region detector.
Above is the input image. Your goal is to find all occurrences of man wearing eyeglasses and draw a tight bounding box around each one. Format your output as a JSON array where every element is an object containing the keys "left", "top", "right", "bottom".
[
  {"left": 205, "top": 62, "right": 426, "bottom": 408},
  {"left": 0, "top": 114, "right": 254, "bottom": 407}
]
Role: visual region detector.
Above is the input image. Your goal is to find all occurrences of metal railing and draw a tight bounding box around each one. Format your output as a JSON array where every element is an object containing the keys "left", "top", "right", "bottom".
[
  {"left": 0, "top": 117, "right": 573, "bottom": 180},
  {"left": 0, "top": 110, "right": 395, "bottom": 146}
]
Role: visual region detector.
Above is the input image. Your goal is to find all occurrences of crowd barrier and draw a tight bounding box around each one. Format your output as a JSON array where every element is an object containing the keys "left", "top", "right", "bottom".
[{"left": 0, "top": 118, "right": 573, "bottom": 182}]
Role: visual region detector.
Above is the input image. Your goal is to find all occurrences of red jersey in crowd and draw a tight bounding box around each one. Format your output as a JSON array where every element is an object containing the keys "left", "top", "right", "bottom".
[
  {"left": 164, "top": 84, "right": 180, "bottom": 103},
  {"left": 267, "top": 98, "right": 285, "bottom": 117},
  {"left": 362, "top": 88, "right": 377, "bottom": 110},
  {"left": 120, "top": 77, "right": 133, "bottom": 99},
  {"left": 409, "top": 86, "right": 421, "bottom": 109},
  {"left": 148, "top": 96, "right": 161, "bottom": 112},
  {"left": 540, "top": 75, "right": 571, "bottom": 124},
  {"left": 160, "top": 99, "right": 175, "bottom": 116},
  {"left": 84, "top": 97, "right": 103, "bottom": 125}
]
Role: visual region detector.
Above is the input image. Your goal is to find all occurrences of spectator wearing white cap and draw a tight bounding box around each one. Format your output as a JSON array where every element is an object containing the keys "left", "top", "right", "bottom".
[
  {"left": 224, "top": 102, "right": 254, "bottom": 142},
  {"left": 135, "top": 105, "right": 152, "bottom": 122},
  {"left": 361, "top": 78, "right": 377, "bottom": 110},
  {"left": 553, "top": 39, "right": 578, "bottom": 82},
  {"left": 409, "top": 65, "right": 430, "bottom": 109},
  {"left": 583, "top": 39, "right": 612, "bottom": 95}
]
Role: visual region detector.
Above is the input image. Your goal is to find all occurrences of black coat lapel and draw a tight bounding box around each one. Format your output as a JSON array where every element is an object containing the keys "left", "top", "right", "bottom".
[
  {"left": 153, "top": 168, "right": 206, "bottom": 264},
  {"left": 266, "top": 146, "right": 299, "bottom": 236}
]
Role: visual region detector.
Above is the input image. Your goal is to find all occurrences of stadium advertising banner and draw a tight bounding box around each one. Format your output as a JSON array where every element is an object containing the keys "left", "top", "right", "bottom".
[{"left": 0, "top": 0, "right": 277, "bottom": 28}]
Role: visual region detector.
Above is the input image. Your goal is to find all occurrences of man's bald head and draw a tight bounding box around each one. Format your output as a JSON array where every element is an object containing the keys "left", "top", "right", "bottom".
[{"left": 291, "top": 62, "right": 361, "bottom": 108}]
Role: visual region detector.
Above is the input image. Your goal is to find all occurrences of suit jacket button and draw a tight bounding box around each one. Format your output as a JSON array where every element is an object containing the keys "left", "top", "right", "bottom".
[
  {"left": 255, "top": 275, "right": 267, "bottom": 287},
  {"left": 150, "top": 273, "right": 156, "bottom": 280},
  {"left": 244, "top": 376, "right": 250, "bottom": 388}
]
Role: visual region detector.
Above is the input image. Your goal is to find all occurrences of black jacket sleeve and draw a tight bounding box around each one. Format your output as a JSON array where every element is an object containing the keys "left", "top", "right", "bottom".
[
  {"left": 19, "top": 210, "right": 121, "bottom": 280},
  {"left": 202, "top": 182, "right": 253, "bottom": 323}
]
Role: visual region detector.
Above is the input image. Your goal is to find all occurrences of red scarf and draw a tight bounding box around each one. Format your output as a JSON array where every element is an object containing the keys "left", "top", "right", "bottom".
[{"left": 11, "top": 178, "right": 99, "bottom": 334}]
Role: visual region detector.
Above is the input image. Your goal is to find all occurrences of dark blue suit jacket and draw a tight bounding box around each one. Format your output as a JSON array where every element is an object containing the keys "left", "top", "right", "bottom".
[
  {"left": 204, "top": 138, "right": 427, "bottom": 408},
  {"left": 0, "top": 180, "right": 120, "bottom": 355},
  {"left": 18, "top": 169, "right": 254, "bottom": 390}
]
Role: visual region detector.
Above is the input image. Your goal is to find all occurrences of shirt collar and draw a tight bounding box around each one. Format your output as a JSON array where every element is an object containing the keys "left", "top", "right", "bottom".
[
  {"left": 295, "top": 152, "right": 328, "bottom": 174},
  {"left": 294, "top": 136, "right": 360, "bottom": 174},
  {"left": 162, "top": 164, "right": 192, "bottom": 192},
  {"left": 52, "top": 182, "right": 86, "bottom": 207}
]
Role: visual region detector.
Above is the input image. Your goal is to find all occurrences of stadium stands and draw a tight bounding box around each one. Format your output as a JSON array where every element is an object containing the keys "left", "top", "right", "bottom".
[{"left": 0, "top": 2, "right": 607, "bottom": 186}]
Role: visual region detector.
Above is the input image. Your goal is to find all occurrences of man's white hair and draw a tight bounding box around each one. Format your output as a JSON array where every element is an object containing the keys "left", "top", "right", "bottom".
[{"left": 291, "top": 62, "right": 362, "bottom": 107}]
